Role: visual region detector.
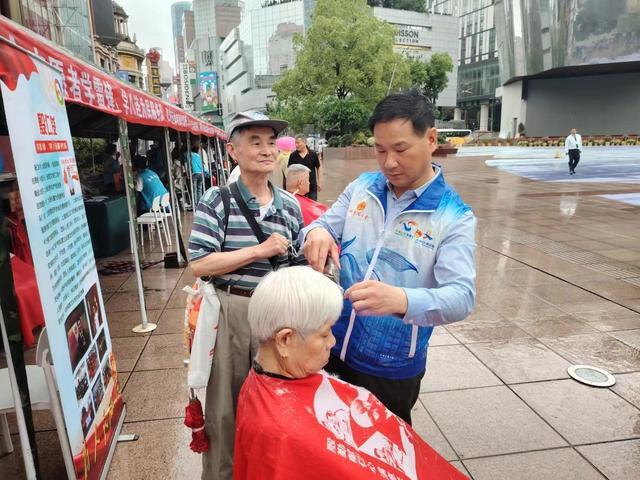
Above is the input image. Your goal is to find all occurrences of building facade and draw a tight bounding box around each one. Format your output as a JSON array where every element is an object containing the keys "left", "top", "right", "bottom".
[
  {"left": 188, "top": 0, "right": 241, "bottom": 124},
  {"left": 372, "top": 7, "right": 459, "bottom": 108},
  {"left": 218, "top": 0, "right": 304, "bottom": 124},
  {"left": 113, "top": 2, "right": 144, "bottom": 88},
  {"left": 428, "top": 0, "right": 500, "bottom": 131},
  {"left": 495, "top": 0, "right": 640, "bottom": 137},
  {"left": 145, "top": 48, "right": 162, "bottom": 97},
  {"left": 171, "top": 1, "right": 191, "bottom": 67},
  {"left": 1, "top": 0, "right": 95, "bottom": 62}
]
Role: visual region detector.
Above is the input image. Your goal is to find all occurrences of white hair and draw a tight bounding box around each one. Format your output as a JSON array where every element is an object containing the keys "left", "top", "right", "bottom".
[
  {"left": 249, "top": 266, "right": 344, "bottom": 343},
  {"left": 286, "top": 164, "right": 310, "bottom": 186}
]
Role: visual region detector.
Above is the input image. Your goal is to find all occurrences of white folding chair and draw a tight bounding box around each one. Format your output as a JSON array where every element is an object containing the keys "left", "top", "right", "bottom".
[
  {"left": 160, "top": 192, "right": 173, "bottom": 246},
  {"left": 136, "top": 195, "right": 165, "bottom": 253},
  {"left": 0, "top": 329, "right": 54, "bottom": 453}
]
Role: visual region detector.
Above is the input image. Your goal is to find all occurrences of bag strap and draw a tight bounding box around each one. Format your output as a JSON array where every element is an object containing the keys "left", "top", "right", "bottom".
[
  {"left": 219, "top": 185, "right": 231, "bottom": 243},
  {"left": 229, "top": 182, "right": 279, "bottom": 271},
  {"left": 201, "top": 186, "right": 231, "bottom": 283}
]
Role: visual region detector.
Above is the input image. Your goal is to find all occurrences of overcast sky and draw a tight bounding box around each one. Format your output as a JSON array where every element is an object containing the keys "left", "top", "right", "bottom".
[{"left": 118, "top": 0, "right": 178, "bottom": 71}]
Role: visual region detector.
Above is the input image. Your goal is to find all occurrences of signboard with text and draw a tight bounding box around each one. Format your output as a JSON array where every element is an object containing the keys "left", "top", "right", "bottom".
[
  {"left": 180, "top": 61, "right": 196, "bottom": 111},
  {"left": 0, "top": 43, "right": 124, "bottom": 479}
]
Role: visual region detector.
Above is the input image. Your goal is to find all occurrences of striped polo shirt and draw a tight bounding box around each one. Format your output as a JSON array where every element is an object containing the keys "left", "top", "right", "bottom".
[{"left": 188, "top": 177, "right": 306, "bottom": 289}]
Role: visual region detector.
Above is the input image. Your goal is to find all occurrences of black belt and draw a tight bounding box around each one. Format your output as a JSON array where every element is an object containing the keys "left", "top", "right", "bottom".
[{"left": 214, "top": 284, "right": 254, "bottom": 298}]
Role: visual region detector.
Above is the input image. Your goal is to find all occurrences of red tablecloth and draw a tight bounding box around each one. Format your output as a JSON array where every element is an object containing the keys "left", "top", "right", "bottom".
[{"left": 11, "top": 255, "right": 45, "bottom": 348}]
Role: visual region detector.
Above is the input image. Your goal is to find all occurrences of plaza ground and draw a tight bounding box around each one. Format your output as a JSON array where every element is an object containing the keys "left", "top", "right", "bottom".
[{"left": 1, "top": 147, "right": 639, "bottom": 479}]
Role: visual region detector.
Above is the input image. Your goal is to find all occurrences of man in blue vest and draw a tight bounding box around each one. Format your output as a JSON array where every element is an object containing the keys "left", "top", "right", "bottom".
[
  {"left": 133, "top": 155, "right": 168, "bottom": 214},
  {"left": 303, "top": 91, "right": 477, "bottom": 424}
]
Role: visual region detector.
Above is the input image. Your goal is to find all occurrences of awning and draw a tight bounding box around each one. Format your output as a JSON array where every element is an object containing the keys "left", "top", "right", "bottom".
[{"left": 0, "top": 16, "right": 226, "bottom": 139}]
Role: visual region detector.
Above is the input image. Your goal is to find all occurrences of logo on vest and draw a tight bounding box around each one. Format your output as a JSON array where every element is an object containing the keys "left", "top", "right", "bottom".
[
  {"left": 348, "top": 200, "right": 369, "bottom": 220},
  {"left": 394, "top": 220, "right": 435, "bottom": 249}
]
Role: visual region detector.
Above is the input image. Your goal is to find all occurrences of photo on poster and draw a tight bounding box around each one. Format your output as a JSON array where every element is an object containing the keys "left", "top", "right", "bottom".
[
  {"left": 74, "top": 363, "right": 90, "bottom": 401},
  {"left": 65, "top": 301, "right": 92, "bottom": 371},
  {"left": 96, "top": 329, "right": 107, "bottom": 361},
  {"left": 101, "top": 356, "right": 113, "bottom": 388},
  {"left": 92, "top": 374, "right": 105, "bottom": 410},
  {"left": 60, "top": 156, "right": 80, "bottom": 197},
  {"left": 85, "top": 283, "right": 103, "bottom": 338},
  {"left": 79, "top": 393, "right": 96, "bottom": 438},
  {"left": 86, "top": 343, "right": 99, "bottom": 381}
]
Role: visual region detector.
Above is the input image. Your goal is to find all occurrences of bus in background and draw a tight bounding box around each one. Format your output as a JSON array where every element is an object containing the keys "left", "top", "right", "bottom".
[{"left": 438, "top": 129, "right": 473, "bottom": 146}]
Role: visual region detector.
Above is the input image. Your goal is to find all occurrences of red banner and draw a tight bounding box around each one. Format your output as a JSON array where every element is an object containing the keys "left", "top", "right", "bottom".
[{"left": 0, "top": 16, "right": 225, "bottom": 139}]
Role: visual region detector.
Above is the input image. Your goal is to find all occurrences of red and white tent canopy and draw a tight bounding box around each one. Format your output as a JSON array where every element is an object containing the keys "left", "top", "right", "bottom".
[{"left": 0, "top": 16, "right": 226, "bottom": 139}]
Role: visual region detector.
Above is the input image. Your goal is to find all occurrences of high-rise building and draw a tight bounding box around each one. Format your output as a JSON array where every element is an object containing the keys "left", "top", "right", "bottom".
[
  {"left": 58, "top": 0, "right": 95, "bottom": 63},
  {"left": 171, "top": 1, "right": 191, "bottom": 37},
  {"left": 495, "top": 0, "right": 640, "bottom": 137},
  {"left": 372, "top": 7, "right": 459, "bottom": 108},
  {"left": 171, "top": 1, "right": 192, "bottom": 67},
  {"left": 182, "top": 10, "right": 196, "bottom": 50},
  {"left": 193, "top": 0, "right": 216, "bottom": 39},
  {"left": 1, "top": 0, "right": 95, "bottom": 63},
  {"left": 219, "top": 1, "right": 304, "bottom": 123},
  {"left": 428, "top": 0, "right": 500, "bottom": 131},
  {"left": 188, "top": 0, "right": 241, "bottom": 123}
]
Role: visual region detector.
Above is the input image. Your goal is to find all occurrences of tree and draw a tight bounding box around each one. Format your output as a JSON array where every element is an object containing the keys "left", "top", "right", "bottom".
[
  {"left": 272, "top": 0, "right": 410, "bottom": 135},
  {"left": 317, "top": 96, "right": 370, "bottom": 135},
  {"left": 367, "top": 0, "right": 426, "bottom": 12},
  {"left": 409, "top": 52, "right": 454, "bottom": 106}
]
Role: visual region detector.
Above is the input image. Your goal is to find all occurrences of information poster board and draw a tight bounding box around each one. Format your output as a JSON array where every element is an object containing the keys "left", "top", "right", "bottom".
[{"left": 0, "top": 42, "right": 124, "bottom": 479}]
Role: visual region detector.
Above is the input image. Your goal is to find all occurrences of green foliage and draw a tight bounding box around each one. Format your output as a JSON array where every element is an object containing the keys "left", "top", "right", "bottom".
[
  {"left": 437, "top": 133, "right": 448, "bottom": 145},
  {"left": 265, "top": 98, "right": 309, "bottom": 133},
  {"left": 408, "top": 52, "right": 454, "bottom": 106},
  {"left": 73, "top": 138, "right": 106, "bottom": 175},
  {"left": 317, "top": 96, "right": 370, "bottom": 135},
  {"left": 328, "top": 136, "right": 341, "bottom": 147},
  {"left": 272, "top": 0, "right": 410, "bottom": 135},
  {"left": 367, "top": 0, "right": 426, "bottom": 11},
  {"left": 352, "top": 132, "right": 368, "bottom": 145}
]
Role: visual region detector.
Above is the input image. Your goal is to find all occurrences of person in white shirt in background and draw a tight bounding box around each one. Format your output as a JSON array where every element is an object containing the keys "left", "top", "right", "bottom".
[{"left": 565, "top": 128, "right": 583, "bottom": 175}]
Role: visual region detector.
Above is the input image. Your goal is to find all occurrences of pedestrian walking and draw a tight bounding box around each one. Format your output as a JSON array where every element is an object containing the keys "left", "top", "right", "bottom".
[
  {"left": 565, "top": 128, "right": 582, "bottom": 175},
  {"left": 303, "top": 91, "right": 477, "bottom": 424}
]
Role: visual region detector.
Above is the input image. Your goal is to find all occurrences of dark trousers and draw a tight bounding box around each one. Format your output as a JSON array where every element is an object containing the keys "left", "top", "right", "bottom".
[
  {"left": 306, "top": 189, "right": 318, "bottom": 201},
  {"left": 568, "top": 149, "right": 580, "bottom": 172},
  {"left": 325, "top": 355, "right": 425, "bottom": 425}
]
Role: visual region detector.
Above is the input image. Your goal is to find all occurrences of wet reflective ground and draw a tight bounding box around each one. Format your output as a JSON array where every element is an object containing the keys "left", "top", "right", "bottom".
[{"left": 1, "top": 149, "right": 639, "bottom": 479}]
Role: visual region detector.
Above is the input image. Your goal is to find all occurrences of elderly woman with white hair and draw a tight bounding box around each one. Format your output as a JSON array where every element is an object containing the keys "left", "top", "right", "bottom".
[{"left": 233, "top": 266, "right": 467, "bottom": 480}]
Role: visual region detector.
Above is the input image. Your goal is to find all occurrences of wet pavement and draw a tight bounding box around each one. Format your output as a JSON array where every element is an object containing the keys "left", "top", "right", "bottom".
[{"left": 1, "top": 147, "right": 639, "bottom": 479}]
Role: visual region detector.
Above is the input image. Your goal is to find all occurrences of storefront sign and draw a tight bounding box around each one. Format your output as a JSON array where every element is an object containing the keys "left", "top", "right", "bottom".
[
  {"left": 0, "top": 44, "right": 124, "bottom": 480},
  {"left": 395, "top": 25, "right": 429, "bottom": 47},
  {"left": 180, "top": 62, "right": 196, "bottom": 111}
]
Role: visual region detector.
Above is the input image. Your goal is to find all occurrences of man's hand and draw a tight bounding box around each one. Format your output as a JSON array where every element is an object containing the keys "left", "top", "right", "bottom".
[
  {"left": 303, "top": 227, "right": 339, "bottom": 272},
  {"left": 317, "top": 183, "right": 323, "bottom": 192},
  {"left": 255, "top": 233, "right": 289, "bottom": 259},
  {"left": 345, "top": 281, "right": 408, "bottom": 317}
]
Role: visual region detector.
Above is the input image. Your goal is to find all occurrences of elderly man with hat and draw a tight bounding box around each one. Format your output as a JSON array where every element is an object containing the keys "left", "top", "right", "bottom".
[{"left": 188, "top": 111, "right": 306, "bottom": 480}]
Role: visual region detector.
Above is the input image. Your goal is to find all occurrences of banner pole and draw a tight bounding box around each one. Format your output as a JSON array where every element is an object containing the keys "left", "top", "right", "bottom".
[
  {"left": 186, "top": 135, "right": 195, "bottom": 210},
  {"left": 163, "top": 128, "right": 183, "bottom": 263},
  {"left": 117, "top": 119, "right": 156, "bottom": 334},
  {"left": 0, "top": 305, "right": 37, "bottom": 479}
]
